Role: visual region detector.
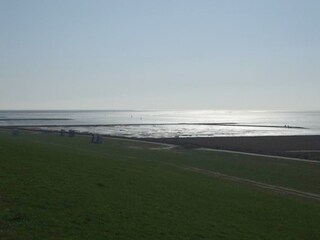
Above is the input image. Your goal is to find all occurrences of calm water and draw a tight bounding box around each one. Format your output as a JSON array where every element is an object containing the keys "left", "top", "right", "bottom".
[{"left": 1, "top": 110, "right": 320, "bottom": 138}]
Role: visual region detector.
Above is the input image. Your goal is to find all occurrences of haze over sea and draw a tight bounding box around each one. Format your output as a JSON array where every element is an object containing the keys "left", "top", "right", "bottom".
[{"left": 0, "top": 110, "right": 320, "bottom": 138}]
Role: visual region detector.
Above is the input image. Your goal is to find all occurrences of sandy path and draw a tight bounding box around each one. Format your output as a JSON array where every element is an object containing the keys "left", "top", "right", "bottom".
[{"left": 198, "top": 148, "right": 320, "bottom": 164}]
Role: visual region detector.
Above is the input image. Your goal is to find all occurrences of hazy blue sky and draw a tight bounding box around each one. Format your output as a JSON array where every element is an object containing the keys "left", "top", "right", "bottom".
[{"left": 0, "top": 0, "right": 319, "bottom": 110}]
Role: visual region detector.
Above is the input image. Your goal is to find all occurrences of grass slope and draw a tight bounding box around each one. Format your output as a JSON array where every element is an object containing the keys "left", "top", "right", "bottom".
[{"left": 0, "top": 130, "right": 320, "bottom": 239}]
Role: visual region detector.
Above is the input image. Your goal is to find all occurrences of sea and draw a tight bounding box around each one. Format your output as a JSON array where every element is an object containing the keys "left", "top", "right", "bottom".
[{"left": 0, "top": 110, "right": 320, "bottom": 138}]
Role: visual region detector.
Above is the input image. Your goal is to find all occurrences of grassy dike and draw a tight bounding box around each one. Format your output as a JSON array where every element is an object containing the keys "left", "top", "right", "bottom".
[{"left": 0, "top": 129, "right": 320, "bottom": 239}]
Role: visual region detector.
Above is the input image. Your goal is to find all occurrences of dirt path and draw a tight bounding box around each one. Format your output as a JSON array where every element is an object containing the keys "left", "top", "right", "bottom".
[
  {"left": 186, "top": 167, "right": 320, "bottom": 201},
  {"left": 198, "top": 148, "right": 320, "bottom": 164}
]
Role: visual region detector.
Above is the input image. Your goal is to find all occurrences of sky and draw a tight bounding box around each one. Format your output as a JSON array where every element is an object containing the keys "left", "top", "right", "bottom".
[{"left": 0, "top": 0, "right": 319, "bottom": 110}]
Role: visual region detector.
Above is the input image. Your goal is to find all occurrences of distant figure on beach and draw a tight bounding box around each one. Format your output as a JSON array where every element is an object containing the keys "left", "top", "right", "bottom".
[
  {"left": 12, "top": 129, "right": 19, "bottom": 136},
  {"left": 91, "top": 134, "right": 102, "bottom": 144},
  {"left": 68, "top": 130, "right": 75, "bottom": 137},
  {"left": 60, "top": 129, "right": 66, "bottom": 136},
  {"left": 96, "top": 135, "right": 102, "bottom": 144}
]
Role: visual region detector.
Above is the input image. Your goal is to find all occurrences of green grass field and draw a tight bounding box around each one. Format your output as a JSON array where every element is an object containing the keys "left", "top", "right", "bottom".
[{"left": 1, "top": 129, "right": 320, "bottom": 239}]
